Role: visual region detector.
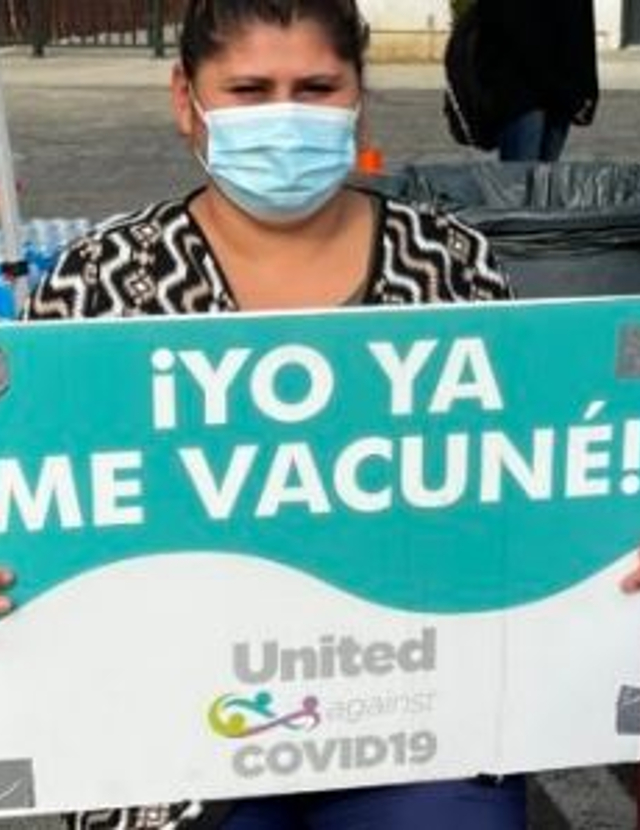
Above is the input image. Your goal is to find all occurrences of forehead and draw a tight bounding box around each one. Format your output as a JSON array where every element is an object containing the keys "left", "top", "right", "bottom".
[{"left": 193, "top": 19, "right": 357, "bottom": 83}]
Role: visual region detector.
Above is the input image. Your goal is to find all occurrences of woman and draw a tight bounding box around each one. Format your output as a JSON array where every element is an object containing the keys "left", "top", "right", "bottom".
[
  {"left": 0, "top": 0, "right": 631, "bottom": 828},
  {"left": 477, "top": 0, "right": 599, "bottom": 161}
]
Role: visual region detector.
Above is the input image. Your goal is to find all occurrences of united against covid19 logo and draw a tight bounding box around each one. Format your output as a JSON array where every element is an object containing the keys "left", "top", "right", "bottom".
[
  {"left": 208, "top": 691, "right": 322, "bottom": 739},
  {"left": 206, "top": 631, "right": 438, "bottom": 780}
]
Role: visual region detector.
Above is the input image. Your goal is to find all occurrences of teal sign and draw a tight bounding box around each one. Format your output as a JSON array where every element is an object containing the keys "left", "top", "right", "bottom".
[{"left": 1, "top": 298, "right": 639, "bottom": 612}]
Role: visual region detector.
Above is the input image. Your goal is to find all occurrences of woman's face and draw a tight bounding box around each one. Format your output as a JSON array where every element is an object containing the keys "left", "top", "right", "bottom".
[{"left": 173, "top": 18, "right": 361, "bottom": 134}]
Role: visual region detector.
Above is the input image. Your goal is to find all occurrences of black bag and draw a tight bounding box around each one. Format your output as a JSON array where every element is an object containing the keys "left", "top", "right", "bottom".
[
  {"left": 443, "top": 4, "right": 500, "bottom": 151},
  {"left": 391, "top": 161, "right": 640, "bottom": 299}
]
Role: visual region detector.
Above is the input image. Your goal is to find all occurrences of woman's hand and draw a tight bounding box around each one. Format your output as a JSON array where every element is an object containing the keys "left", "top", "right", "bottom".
[
  {"left": 0, "top": 568, "right": 14, "bottom": 615},
  {"left": 620, "top": 550, "right": 640, "bottom": 594}
]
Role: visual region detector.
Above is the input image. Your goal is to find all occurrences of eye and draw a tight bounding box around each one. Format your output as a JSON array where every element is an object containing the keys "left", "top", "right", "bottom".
[
  {"left": 304, "top": 82, "right": 337, "bottom": 93},
  {"left": 296, "top": 81, "right": 340, "bottom": 101},
  {"left": 229, "top": 85, "right": 267, "bottom": 97},
  {"left": 225, "top": 81, "right": 272, "bottom": 102}
]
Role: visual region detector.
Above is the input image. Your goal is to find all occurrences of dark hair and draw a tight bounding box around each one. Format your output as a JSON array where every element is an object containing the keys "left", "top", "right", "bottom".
[{"left": 180, "top": 0, "right": 370, "bottom": 82}]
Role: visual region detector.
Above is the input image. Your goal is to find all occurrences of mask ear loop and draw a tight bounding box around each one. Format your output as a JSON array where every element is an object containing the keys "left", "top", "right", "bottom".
[
  {"left": 188, "top": 86, "right": 211, "bottom": 176},
  {"left": 189, "top": 86, "right": 207, "bottom": 122}
]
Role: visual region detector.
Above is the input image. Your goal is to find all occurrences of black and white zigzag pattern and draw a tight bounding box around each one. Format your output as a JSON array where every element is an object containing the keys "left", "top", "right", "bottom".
[
  {"left": 66, "top": 800, "right": 205, "bottom": 829},
  {"left": 24, "top": 192, "right": 511, "bottom": 323}
]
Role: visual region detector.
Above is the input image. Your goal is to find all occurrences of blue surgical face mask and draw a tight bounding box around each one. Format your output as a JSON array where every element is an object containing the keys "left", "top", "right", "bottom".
[{"left": 192, "top": 99, "right": 358, "bottom": 223}]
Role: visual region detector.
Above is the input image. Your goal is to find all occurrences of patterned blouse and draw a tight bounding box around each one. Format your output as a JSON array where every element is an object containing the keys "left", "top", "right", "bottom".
[
  {"left": 23, "top": 190, "right": 512, "bottom": 829},
  {"left": 24, "top": 190, "right": 511, "bottom": 322}
]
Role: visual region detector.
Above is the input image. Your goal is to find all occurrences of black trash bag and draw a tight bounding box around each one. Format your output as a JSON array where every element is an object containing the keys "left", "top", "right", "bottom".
[{"left": 382, "top": 161, "right": 640, "bottom": 299}]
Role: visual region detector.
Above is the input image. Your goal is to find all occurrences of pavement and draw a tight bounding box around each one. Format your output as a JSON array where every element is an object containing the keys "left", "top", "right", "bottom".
[
  {"left": 1, "top": 45, "right": 640, "bottom": 222},
  {"left": 2, "top": 45, "right": 640, "bottom": 89},
  {"left": 0, "top": 44, "right": 640, "bottom": 830}
]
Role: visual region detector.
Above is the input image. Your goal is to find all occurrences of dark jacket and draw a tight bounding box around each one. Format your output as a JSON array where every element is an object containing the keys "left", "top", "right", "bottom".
[{"left": 477, "top": 0, "right": 599, "bottom": 127}]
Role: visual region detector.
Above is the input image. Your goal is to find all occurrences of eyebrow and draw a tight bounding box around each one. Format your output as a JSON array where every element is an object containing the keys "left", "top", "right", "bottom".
[
  {"left": 298, "top": 73, "right": 345, "bottom": 83},
  {"left": 222, "top": 73, "right": 346, "bottom": 86}
]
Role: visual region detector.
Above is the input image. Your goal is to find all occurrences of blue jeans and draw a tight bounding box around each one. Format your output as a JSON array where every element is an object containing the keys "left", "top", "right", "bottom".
[
  {"left": 218, "top": 777, "right": 527, "bottom": 829},
  {"left": 499, "top": 109, "right": 570, "bottom": 162}
]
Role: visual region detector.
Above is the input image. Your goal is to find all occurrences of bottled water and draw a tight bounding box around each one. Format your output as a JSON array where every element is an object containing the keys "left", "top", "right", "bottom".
[{"left": 0, "top": 217, "right": 91, "bottom": 317}]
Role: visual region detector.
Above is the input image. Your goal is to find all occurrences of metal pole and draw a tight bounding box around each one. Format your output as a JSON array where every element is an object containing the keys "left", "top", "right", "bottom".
[
  {"left": 0, "top": 60, "right": 28, "bottom": 311},
  {"left": 28, "top": 0, "right": 47, "bottom": 58},
  {"left": 151, "top": 0, "right": 165, "bottom": 58}
]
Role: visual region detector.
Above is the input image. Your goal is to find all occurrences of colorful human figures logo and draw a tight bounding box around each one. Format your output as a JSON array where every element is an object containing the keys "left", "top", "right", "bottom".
[{"left": 208, "top": 691, "right": 321, "bottom": 739}]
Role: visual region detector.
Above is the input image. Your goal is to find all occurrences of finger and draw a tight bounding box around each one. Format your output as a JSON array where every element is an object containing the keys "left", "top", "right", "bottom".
[
  {"left": 0, "top": 568, "right": 14, "bottom": 588},
  {"left": 0, "top": 569, "right": 15, "bottom": 615},
  {"left": 620, "top": 571, "right": 640, "bottom": 594}
]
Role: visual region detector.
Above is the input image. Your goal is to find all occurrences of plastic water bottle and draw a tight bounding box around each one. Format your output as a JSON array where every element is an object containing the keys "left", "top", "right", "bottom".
[{"left": 0, "top": 278, "right": 15, "bottom": 320}]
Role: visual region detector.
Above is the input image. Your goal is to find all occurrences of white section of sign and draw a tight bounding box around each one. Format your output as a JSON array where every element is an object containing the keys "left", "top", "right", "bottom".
[
  {"left": 501, "top": 549, "right": 640, "bottom": 770},
  {"left": 0, "top": 554, "right": 501, "bottom": 813},
  {"left": 0, "top": 550, "right": 639, "bottom": 814}
]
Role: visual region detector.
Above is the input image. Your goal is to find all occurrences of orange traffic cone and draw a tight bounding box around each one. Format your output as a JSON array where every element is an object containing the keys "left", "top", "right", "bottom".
[{"left": 357, "top": 146, "right": 385, "bottom": 175}]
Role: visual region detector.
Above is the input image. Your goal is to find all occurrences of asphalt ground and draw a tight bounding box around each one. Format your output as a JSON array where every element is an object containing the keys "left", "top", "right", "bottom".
[
  {"left": 2, "top": 47, "right": 640, "bottom": 222},
  {"left": 1, "top": 46, "right": 640, "bottom": 830},
  {"left": 7, "top": 84, "right": 640, "bottom": 222}
]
